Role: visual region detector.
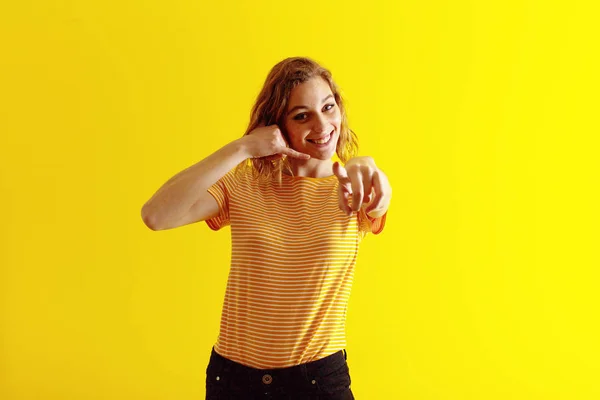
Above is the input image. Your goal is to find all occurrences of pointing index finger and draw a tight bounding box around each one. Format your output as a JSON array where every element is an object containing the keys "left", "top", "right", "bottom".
[
  {"left": 333, "top": 162, "right": 349, "bottom": 181},
  {"left": 333, "top": 162, "right": 353, "bottom": 215}
]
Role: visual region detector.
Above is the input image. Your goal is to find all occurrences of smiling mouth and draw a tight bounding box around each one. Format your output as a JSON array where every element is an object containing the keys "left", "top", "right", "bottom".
[{"left": 307, "top": 131, "right": 333, "bottom": 145}]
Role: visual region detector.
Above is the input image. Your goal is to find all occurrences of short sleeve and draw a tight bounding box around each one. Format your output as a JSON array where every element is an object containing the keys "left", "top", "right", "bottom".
[
  {"left": 358, "top": 207, "right": 387, "bottom": 237},
  {"left": 205, "top": 167, "right": 240, "bottom": 231}
]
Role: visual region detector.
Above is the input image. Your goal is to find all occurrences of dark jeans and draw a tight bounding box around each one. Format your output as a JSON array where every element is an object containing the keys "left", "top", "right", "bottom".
[{"left": 205, "top": 347, "right": 355, "bottom": 400}]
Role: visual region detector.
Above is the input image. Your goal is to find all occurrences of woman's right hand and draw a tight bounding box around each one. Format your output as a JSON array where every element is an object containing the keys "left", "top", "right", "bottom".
[{"left": 241, "top": 124, "right": 311, "bottom": 161}]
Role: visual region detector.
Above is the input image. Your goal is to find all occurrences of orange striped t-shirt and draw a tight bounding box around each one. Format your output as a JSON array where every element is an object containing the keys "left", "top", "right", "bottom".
[{"left": 205, "top": 166, "right": 386, "bottom": 369}]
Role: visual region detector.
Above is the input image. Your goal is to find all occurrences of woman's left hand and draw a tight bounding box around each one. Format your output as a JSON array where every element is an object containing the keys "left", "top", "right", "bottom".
[{"left": 333, "top": 156, "right": 392, "bottom": 218}]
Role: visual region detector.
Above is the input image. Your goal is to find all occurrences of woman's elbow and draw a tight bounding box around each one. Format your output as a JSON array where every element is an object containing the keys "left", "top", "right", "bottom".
[{"left": 141, "top": 204, "right": 159, "bottom": 231}]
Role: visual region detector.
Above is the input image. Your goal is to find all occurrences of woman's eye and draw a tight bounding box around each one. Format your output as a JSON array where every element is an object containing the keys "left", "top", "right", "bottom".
[
  {"left": 324, "top": 103, "right": 335, "bottom": 111},
  {"left": 294, "top": 113, "right": 307, "bottom": 121}
]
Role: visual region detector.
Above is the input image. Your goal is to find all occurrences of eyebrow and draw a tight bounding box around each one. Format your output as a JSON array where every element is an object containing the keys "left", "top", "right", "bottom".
[{"left": 287, "top": 94, "right": 334, "bottom": 116}]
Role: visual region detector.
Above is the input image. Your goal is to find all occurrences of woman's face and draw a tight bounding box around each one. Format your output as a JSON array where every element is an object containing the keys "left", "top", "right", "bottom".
[{"left": 283, "top": 77, "right": 342, "bottom": 160}]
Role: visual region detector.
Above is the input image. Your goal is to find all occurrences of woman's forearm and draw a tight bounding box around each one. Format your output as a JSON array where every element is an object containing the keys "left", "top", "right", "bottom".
[{"left": 141, "top": 138, "right": 250, "bottom": 229}]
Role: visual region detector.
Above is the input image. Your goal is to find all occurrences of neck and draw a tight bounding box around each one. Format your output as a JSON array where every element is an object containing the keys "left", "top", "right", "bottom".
[{"left": 286, "top": 158, "right": 335, "bottom": 178}]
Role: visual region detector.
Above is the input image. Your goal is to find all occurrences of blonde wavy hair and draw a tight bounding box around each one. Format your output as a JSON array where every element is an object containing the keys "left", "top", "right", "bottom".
[{"left": 236, "top": 57, "right": 359, "bottom": 182}]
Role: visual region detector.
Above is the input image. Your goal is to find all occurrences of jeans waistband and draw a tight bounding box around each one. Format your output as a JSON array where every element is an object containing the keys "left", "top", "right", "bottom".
[{"left": 209, "top": 347, "right": 348, "bottom": 382}]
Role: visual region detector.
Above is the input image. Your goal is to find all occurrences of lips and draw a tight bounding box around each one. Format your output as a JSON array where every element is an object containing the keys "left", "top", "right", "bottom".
[{"left": 307, "top": 130, "right": 333, "bottom": 144}]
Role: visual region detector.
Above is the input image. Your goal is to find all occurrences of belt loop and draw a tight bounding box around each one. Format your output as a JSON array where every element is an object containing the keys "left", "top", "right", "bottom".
[{"left": 343, "top": 349, "right": 347, "bottom": 360}]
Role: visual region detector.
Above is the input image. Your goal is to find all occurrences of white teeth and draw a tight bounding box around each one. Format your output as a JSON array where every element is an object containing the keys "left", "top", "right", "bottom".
[{"left": 311, "top": 133, "right": 331, "bottom": 144}]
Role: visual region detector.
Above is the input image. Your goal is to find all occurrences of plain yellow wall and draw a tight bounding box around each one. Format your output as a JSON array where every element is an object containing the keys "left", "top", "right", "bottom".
[{"left": 1, "top": 1, "right": 599, "bottom": 399}]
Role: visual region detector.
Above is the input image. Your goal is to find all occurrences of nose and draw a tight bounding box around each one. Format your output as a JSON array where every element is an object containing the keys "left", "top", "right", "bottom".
[{"left": 312, "top": 113, "right": 329, "bottom": 134}]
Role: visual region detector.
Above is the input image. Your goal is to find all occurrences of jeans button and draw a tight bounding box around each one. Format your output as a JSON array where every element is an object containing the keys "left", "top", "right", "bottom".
[{"left": 262, "top": 374, "right": 273, "bottom": 384}]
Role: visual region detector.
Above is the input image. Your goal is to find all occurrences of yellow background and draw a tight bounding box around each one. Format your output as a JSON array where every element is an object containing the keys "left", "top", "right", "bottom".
[{"left": 1, "top": 1, "right": 599, "bottom": 399}]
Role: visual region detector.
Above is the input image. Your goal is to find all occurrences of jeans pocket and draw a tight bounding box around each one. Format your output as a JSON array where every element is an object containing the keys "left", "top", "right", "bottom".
[{"left": 316, "top": 362, "right": 352, "bottom": 395}]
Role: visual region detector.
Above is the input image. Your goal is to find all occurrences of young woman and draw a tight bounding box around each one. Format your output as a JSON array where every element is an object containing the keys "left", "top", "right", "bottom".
[{"left": 141, "top": 57, "right": 392, "bottom": 399}]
